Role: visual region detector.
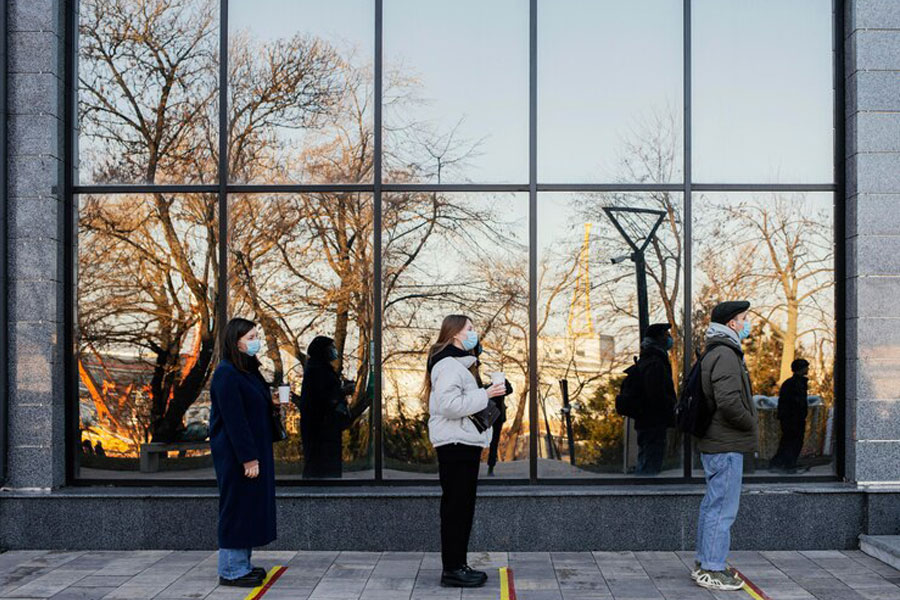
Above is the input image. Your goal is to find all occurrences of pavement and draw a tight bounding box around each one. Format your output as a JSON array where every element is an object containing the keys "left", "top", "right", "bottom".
[{"left": 0, "top": 549, "right": 898, "bottom": 600}]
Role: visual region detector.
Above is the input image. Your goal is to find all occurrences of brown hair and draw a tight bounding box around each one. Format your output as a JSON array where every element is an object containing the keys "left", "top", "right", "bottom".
[{"left": 421, "top": 314, "right": 478, "bottom": 401}]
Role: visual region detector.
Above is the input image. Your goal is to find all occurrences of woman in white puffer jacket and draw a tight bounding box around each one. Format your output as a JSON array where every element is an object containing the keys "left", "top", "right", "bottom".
[{"left": 423, "top": 314, "right": 506, "bottom": 589}]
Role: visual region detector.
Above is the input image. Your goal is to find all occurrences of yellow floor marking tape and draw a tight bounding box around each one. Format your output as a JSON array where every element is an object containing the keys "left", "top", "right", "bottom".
[
  {"left": 731, "top": 567, "right": 772, "bottom": 600},
  {"left": 499, "top": 566, "right": 517, "bottom": 600},
  {"left": 244, "top": 565, "right": 287, "bottom": 600}
]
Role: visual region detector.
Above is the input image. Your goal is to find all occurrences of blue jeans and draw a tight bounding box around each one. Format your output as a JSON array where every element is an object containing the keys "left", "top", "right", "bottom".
[
  {"left": 218, "top": 547, "right": 253, "bottom": 579},
  {"left": 696, "top": 452, "right": 743, "bottom": 571}
]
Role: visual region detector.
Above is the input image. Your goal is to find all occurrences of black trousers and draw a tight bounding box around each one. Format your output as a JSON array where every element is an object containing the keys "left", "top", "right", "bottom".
[
  {"left": 636, "top": 426, "right": 667, "bottom": 475},
  {"left": 437, "top": 443, "right": 482, "bottom": 570},
  {"left": 773, "top": 422, "right": 805, "bottom": 469},
  {"left": 487, "top": 417, "right": 505, "bottom": 468}
]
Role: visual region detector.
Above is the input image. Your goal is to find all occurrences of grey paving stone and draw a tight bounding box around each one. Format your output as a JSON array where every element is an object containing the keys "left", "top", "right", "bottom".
[
  {"left": 270, "top": 569, "right": 322, "bottom": 589},
  {"left": 802, "top": 582, "right": 868, "bottom": 600},
  {"left": 458, "top": 589, "right": 499, "bottom": 600},
  {"left": 0, "top": 550, "right": 895, "bottom": 600},
  {"left": 257, "top": 591, "right": 313, "bottom": 600},
  {"left": 61, "top": 577, "right": 129, "bottom": 589},
  {"left": 4, "top": 568, "right": 92, "bottom": 598},
  {"left": 203, "top": 587, "right": 251, "bottom": 600},
  {"left": 655, "top": 587, "right": 711, "bottom": 600},
  {"left": 0, "top": 553, "right": 51, "bottom": 574},
  {"left": 560, "top": 592, "right": 610, "bottom": 600},
  {"left": 48, "top": 587, "right": 117, "bottom": 600},
  {"left": 514, "top": 592, "right": 562, "bottom": 600},
  {"left": 363, "top": 576, "right": 415, "bottom": 591},
  {"left": 0, "top": 565, "right": 55, "bottom": 595},
  {"left": 844, "top": 550, "right": 900, "bottom": 579},
  {"left": 605, "top": 577, "right": 664, "bottom": 599}
]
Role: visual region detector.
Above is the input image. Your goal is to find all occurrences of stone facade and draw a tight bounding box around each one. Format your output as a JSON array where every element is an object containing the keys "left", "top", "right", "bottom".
[
  {"left": 1, "top": 0, "right": 900, "bottom": 549},
  {"left": 5, "top": 0, "right": 66, "bottom": 490},
  {"left": 845, "top": 0, "right": 900, "bottom": 483}
]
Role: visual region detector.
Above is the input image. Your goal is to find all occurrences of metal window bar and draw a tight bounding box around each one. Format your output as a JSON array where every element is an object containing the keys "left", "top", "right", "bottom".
[
  {"left": 374, "top": 0, "right": 384, "bottom": 481},
  {"left": 682, "top": 0, "right": 694, "bottom": 480}
]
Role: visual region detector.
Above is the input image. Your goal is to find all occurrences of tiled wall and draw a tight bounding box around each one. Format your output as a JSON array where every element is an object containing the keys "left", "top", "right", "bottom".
[{"left": 845, "top": 0, "right": 900, "bottom": 483}]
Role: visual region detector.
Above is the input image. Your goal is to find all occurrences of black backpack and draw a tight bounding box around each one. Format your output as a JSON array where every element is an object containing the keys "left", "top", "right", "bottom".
[
  {"left": 615, "top": 357, "right": 645, "bottom": 420},
  {"left": 675, "top": 342, "right": 739, "bottom": 437}
]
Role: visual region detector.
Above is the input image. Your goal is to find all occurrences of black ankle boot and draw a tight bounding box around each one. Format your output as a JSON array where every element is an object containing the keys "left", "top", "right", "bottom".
[
  {"left": 441, "top": 567, "right": 487, "bottom": 588},
  {"left": 219, "top": 571, "right": 264, "bottom": 587}
]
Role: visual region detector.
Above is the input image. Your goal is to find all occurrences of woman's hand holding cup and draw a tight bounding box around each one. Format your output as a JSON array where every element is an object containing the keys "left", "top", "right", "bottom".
[{"left": 487, "top": 382, "right": 506, "bottom": 398}]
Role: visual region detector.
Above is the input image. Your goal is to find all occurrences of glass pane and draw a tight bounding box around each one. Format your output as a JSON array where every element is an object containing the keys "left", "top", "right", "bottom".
[
  {"left": 76, "top": 194, "right": 218, "bottom": 479},
  {"left": 539, "top": 0, "right": 683, "bottom": 184},
  {"left": 691, "top": 193, "right": 836, "bottom": 477},
  {"left": 228, "top": 1, "right": 374, "bottom": 184},
  {"left": 382, "top": 193, "right": 529, "bottom": 478},
  {"left": 78, "top": 0, "right": 219, "bottom": 184},
  {"left": 693, "top": 0, "right": 834, "bottom": 183},
  {"left": 229, "top": 193, "right": 375, "bottom": 480},
  {"left": 383, "top": 0, "right": 529, "bottom": 184},
  {"left": 537, "top": 193, "right": 684, "bottom": 478}
]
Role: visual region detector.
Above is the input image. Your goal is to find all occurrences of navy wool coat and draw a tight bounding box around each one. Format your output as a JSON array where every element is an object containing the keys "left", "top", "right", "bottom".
[{"left": 209, "top": 359, "right": 277, "bottom": 549}]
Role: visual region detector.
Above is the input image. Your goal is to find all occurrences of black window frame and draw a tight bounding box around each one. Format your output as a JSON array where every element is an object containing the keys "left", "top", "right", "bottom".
[{"left": 63, "top": 0, "right": 846, "bottom": 486}]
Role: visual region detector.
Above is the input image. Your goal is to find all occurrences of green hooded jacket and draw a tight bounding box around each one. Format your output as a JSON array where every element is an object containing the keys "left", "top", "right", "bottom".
[{"left": 697, "top": 326, "right": 759, "bottom": 454}]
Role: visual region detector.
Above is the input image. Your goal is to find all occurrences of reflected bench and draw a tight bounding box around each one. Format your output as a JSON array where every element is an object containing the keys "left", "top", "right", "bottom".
[{"left": 139, "top": 441, "right": 209, "bottom": 473}]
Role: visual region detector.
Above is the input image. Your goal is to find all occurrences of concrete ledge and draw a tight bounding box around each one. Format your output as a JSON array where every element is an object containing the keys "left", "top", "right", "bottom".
[
  {"left": 0, "top": 484, "right": 893, "bottom": 552},
  {"left": 860, "top": 535, "right": 900, "bottom": 570}
]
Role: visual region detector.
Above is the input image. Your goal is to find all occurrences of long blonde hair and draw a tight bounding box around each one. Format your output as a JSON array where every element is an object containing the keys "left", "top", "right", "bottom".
[{"left": 421, "top": 314, "right": 478, "bottom": 401}]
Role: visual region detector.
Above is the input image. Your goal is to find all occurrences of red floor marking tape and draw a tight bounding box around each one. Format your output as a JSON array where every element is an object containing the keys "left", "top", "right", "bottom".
[
  {"left": 730, "top": 567, "right": 773, "bottom": 600},
  {"left": 500, "top": 567, "right": 517, "bottom": 600},
  {"left": 244, "top": 565, "right": 287, "bottom": 600}
]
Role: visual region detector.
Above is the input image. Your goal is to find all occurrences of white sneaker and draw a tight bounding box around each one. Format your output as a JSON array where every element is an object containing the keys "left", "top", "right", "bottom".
[
  {"left": 695, "top": 569, "right": 745, "bottom": 591},
  {"left": 692, "top": 561, "right": 742, "bottom": 582}
]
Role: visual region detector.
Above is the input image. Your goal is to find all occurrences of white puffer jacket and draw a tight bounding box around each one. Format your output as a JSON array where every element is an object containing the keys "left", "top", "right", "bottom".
[{"left": 428, "top": 355, "right": 493, "bottom": 448}]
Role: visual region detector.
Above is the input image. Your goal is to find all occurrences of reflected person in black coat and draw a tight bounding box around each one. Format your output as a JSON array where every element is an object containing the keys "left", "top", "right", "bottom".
[
  {"left": 771, "top": 359, "right": 810, "bottom": 472},
  {"left": 635, "top": 323, "right": 677, "bottom": 476},
  {"left": 297, "top": 336, "right": 369, "bottom": 479}
]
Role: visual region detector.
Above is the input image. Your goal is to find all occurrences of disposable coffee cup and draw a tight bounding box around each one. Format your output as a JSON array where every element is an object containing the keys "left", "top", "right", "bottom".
[
  {"left": 490, "top": 372, "right": 505, "bottom": 386},
  {"left": 277, "top": 384, "right": 291, "bottom": 404}
]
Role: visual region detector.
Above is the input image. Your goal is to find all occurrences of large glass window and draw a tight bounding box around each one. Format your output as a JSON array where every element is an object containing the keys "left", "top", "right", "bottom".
[
  {"left": 692, "top": 193, "right": 836, "bottom": 476},
  {"left": 77, "top": 0, "right": 219, "bottom": 185},
  {"left": 692, "top": 0, "right": 834, "bottom": 183},
  {"left": 229, "top": 193, "right": 375, "bottom": 479},
  {"left": 228, "top": 1, "right": 374, "bottom": 184},
  {"left": 381, "top": 193, "right": 528, "bottom": 478},
  {"left": 538, "top": 193, "right": 684, "bottom": 478},
  {"left": 72, "top": 0, "right": 840, "bottom": 483},
  {"left": 76, "top": 194, "right": 218, "bottom": 478},
  {"left": 383, "top": 0, "right": 529, "bottom": 184},
  {"left": 539, "top": 0, "right": 683, "bottom": 183}
]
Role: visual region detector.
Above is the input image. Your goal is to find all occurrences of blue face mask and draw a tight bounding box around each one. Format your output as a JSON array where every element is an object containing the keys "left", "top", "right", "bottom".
[
  {"left": 737, "top": 320, "right": 751, "bottom": 341},
  {"left": 665, "top": 336, "right": 674, "bottom": 351},
  {"left": 461, "top": 330, "right": 479, "bottom": 351},
  {"left": 243, "top": 338, "right": 261, "bottom": 357}
]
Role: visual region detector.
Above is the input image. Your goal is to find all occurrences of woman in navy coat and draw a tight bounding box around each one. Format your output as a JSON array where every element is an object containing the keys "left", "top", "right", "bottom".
[{"left": 209, "top": 318, "right": 277, "bottom": 587}]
